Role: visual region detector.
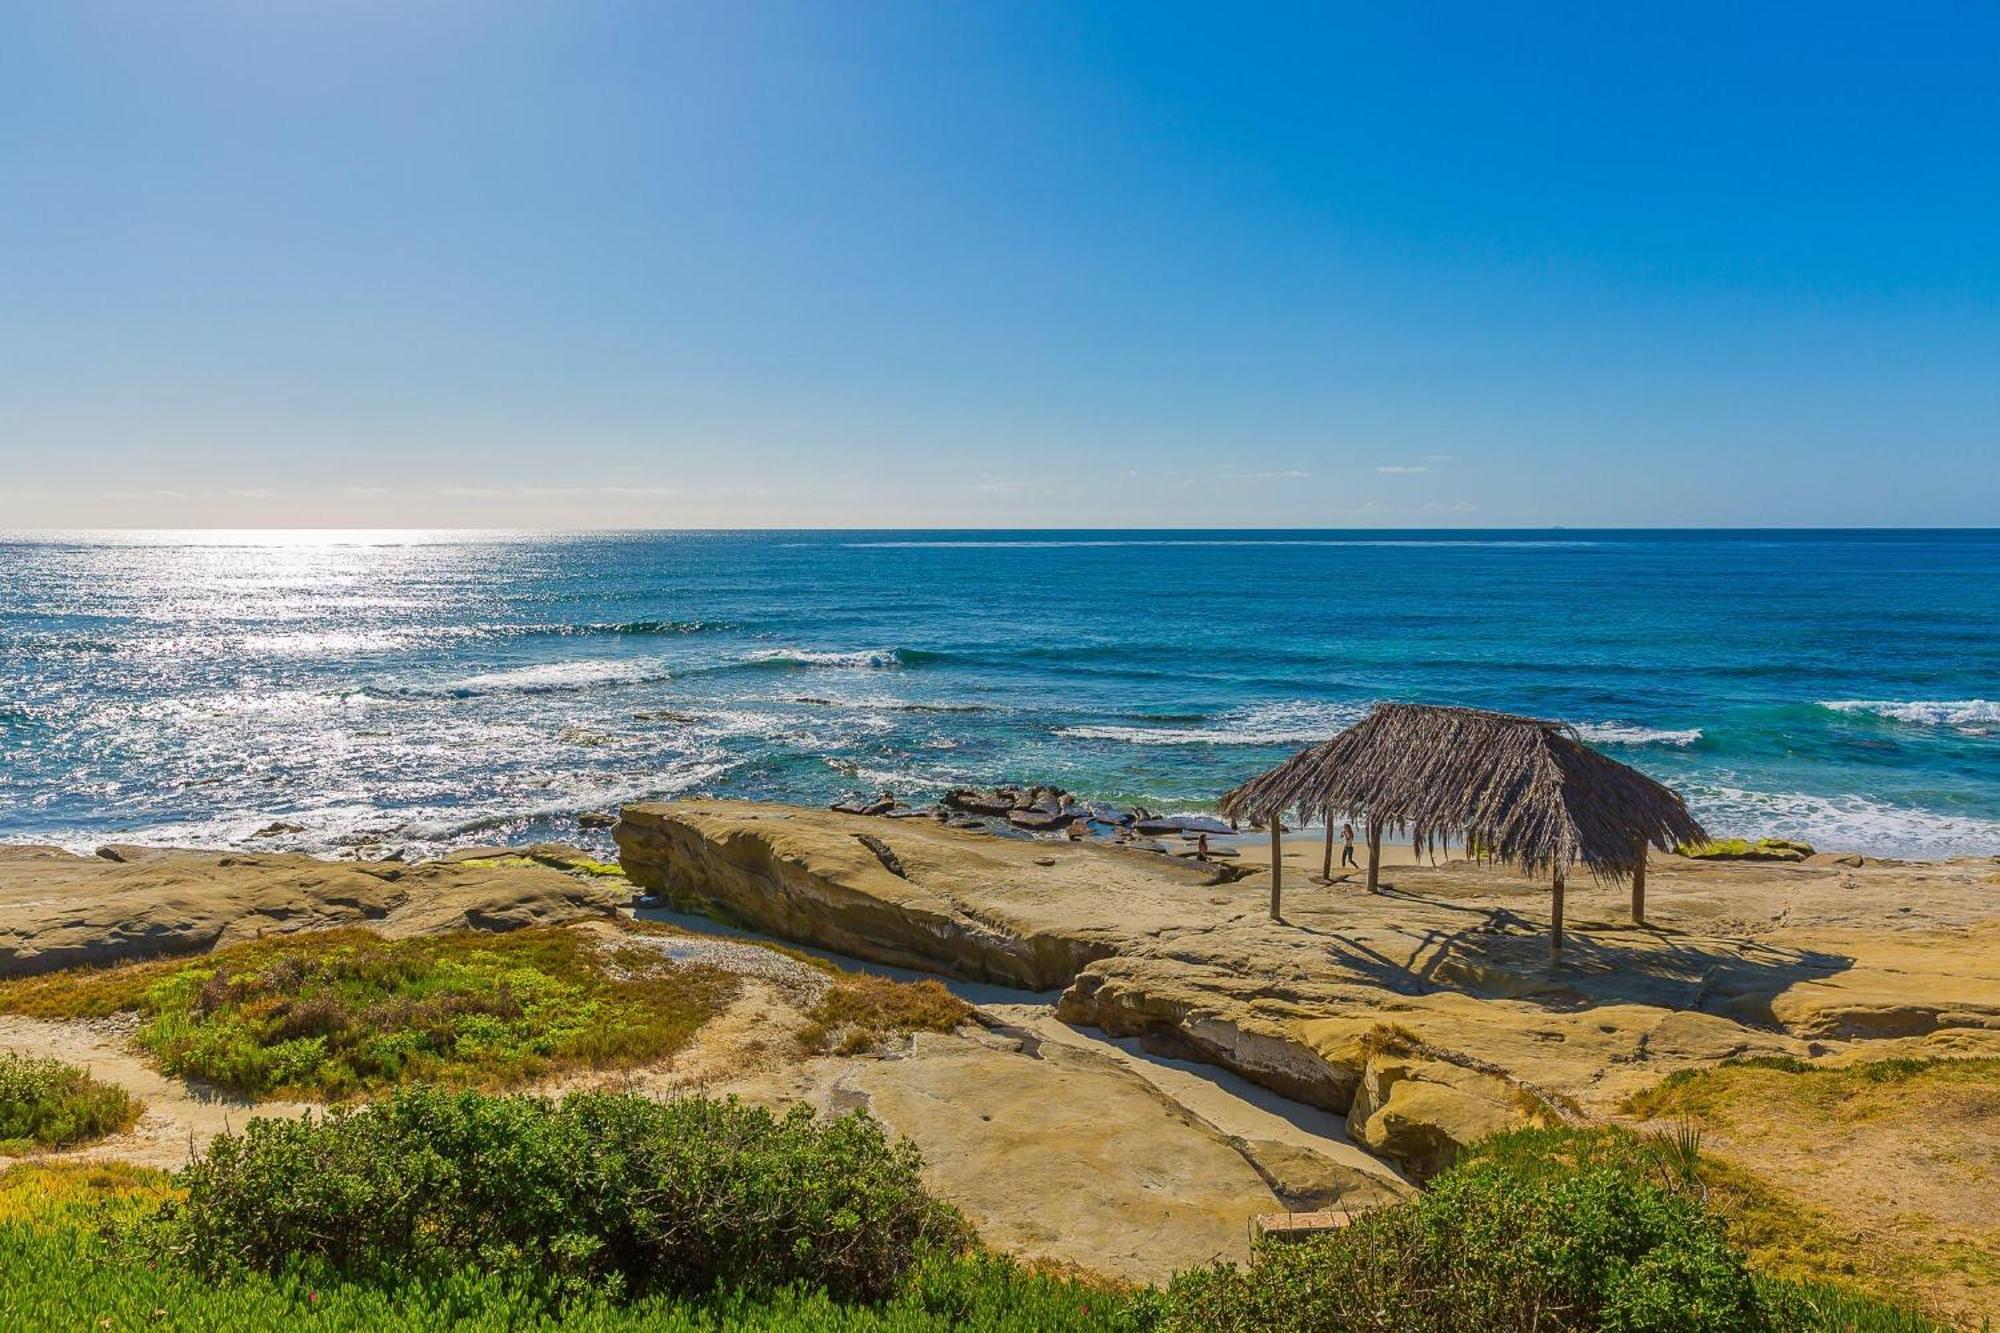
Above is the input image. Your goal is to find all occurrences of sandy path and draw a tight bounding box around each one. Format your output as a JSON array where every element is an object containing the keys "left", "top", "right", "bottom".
[
  {"left": 0, "top": 1014, "right": 317, "bottom": 1170},
  {"left": 634, "top": 902, "right": 1407, "bottom": 1187},
  {"left": 985, "top": 1003, "right": 1403, "bottom": 1186}
]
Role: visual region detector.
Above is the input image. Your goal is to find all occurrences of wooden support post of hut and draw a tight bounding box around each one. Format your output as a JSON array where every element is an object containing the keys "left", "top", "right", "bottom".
[
  {"left": 1365, "top": 817, "right": 1383, "bottom": 894},
  {"left": 1550, "top": 867, "right": 1566, "bottom": 957},
  {"left": 1321, "top": 812, "right": 1335, "bottom": 880},
  {"left": 1631, "top": 836, "right": 1648, "bottom": 925},
  {"left": 1269, "top": 818, "right": 1283, "bottom": 920}
]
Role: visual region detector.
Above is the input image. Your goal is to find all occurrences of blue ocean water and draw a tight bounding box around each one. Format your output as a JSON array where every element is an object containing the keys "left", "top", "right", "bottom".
[{"left": 2, "top": 529, "right": 1996, "bottom": 859}]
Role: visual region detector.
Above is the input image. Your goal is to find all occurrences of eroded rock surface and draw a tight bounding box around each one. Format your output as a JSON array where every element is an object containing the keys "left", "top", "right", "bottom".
[
  {"left": 617, "top": 800, "right": 2000, "bottom": 1178},
  {"left": 0, "top": 844, "right": 624, "bottom": 977},
  {"left": 614, "top": 800, "right": 1230, "bottom": 990}
]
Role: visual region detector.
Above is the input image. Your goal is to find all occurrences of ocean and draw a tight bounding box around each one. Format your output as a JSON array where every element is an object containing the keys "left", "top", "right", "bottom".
[{"left": 2, "top": 529, "right": 1996, "bottom": 860}]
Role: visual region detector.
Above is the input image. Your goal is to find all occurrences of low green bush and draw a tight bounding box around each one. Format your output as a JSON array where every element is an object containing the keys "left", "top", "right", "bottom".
[
  {"left": 0, "top": 927, "right": 739, "bottom": 1099},
  {"left": 1, "top": 1096, "right": 1947, "bottom": 1332},
  {"left": 151, "top": 1086, "right": 969, "bottom": 1304},
  {"left": 0, "top": 1226, "right": 1135, "bottom": 1331},
  {"left": 0, "top": 1053, "right": 141, "bottom": 1153},
  {"left": 1155, "top": 1126, "right": 1945, "bottom": 1333},
  {"left": 1161, "top": 1149, "right": 1763, "bottom": 1330}
]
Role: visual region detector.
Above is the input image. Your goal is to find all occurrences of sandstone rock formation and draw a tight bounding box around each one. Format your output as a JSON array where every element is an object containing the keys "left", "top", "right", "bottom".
[
  {"left": 615, "top": 800, "right": 2000, "bottom": 1178},
  {"left": 614, "top": 801, "right": 1231, "bottom": 990},
  {"left": 0, "top": 844, "right": 624, "bottom": 977}
]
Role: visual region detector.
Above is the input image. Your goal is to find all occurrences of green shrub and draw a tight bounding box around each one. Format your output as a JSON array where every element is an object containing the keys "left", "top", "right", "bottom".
[
  {"left": 0, "top": 1053, "right": 141, "bottom": 1152},
  {"left": 0, "top": 927, "right": 739, "bottom": 1099},
  {"left": 1162, "top": 1151, "right": 1764, "bottom": 1331},
  {"left": 2, "top": 1224, "right": 1135, "bottom": 1330},
  {"left": 151, "top": 1086, "right": 970, "bottom": 1304},
  {"left": 1157, "top": 1126, "right": 1949, "bottom": 1332}
]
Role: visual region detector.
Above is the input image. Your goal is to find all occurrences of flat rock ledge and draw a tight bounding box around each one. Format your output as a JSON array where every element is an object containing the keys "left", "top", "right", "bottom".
[
  {"left": 0, "top": 844, "right": 625, "bottom": 977},
  {"left": 617, "top": 800, "right": 2000, "bottom": 1179},
  {"left": 614, "top": 800, "right": 1229, "bottom": 991}
]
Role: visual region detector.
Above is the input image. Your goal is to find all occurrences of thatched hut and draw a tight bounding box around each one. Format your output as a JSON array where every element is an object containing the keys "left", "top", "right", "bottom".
[{"left": 1220, "top": 702, "right": 1707, "bottom": 952}]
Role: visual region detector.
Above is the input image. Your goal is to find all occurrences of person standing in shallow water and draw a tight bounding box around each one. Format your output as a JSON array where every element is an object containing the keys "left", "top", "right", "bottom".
[{"left": 1340, "top": 823, "right": 1357, "bottom": 869}]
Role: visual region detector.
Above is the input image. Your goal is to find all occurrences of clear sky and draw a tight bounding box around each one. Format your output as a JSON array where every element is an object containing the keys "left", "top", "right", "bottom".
[{"left": 2, "top": 2, "right": 1995, "bottom": 528}]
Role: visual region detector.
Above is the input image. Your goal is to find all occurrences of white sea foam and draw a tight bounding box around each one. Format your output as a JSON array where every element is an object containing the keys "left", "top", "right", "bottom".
[
  {"left": 1057, "top": 700, "right": 1368, "bottom": 746},
  {"left": 235, "top": 626, "right": 485, "bottom": 659},
  {"left": 743, "top": 647, "right": 903, "bottom": 669},
  {"left": 1685, "top": 783, "right": 2000, "bottom": 860},
  {"left": 1572, "top": 721, "right": 1703, "bottom": 747},
  {"left": 386, "top": 658, "right": 675, "bottom": 699},
  {"left": 1819, "top": 699, "right": 1999, "bottom": 732}
]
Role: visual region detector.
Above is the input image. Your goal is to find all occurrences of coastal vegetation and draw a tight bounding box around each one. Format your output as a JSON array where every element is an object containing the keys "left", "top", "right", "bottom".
[
  {"left": 1674, "top": 838, "right": 1817, "bottom": 862},
  {"left": 1621, "top": 1054, "right": 2000, "bottom": 1122},
  {"left": 154, "top": 1088, "right": 967, "bottom": 1301},
  {"left": 1622, "top": 1055, "right": 2000, "bottom": 1322},
  {"left": 799, "top": 972, "right": 974, "bottom": 1055},
  {"left": 0, "top": 1093, "right": 1951, "bottom": 1331},
  {"left": 0, "top": 1160, "right": 177, "bottom": 1227},
  {"left": 0, "top": 927, "right": 741, "bottom": 1099},
  {"left": 0, "top": 1053, "right": 141, "bottom": 1153},
  {"left": 1161, "top": 1125, "right": 1950, "bottom": 1332}
]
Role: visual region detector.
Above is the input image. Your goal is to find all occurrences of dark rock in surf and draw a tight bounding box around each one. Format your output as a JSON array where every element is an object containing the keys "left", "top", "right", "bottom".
[
  {"left": 942, "top": 788, "right": 1015, "bottom": 816},
  {"left": 1007, "top": 808, "right": 1074, "bottom": 832}
]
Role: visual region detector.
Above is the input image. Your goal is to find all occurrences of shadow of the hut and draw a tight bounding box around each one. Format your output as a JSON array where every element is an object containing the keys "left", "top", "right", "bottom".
[{"left": 1426, "top": 926, "right": 1855, "bottom": 1015}]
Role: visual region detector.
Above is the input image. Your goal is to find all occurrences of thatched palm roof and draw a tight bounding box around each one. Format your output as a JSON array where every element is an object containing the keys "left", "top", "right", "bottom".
[{"left": 1220, "top": 702, "right": 1707, "bottom": 882}]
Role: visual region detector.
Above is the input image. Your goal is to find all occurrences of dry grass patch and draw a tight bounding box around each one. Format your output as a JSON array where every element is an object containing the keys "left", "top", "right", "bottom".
[
  {"left": 1621, "top": 1055, "right": 2000, "bottom": 1327},
  {"left": 799, "top": 974, "right": 974, "bottom": 1055}
]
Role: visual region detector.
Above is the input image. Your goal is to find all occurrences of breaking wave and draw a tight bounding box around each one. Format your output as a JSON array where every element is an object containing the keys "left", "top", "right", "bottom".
[
  {"left": 1572, "top": 722, "right": 1703, "bottom": 747},
  {"left": 1056, "top": 700, "right": 1367, "bottom": 746},
  {"left": 1685, "top": 783, "right": 2000, "bottom": 860},
  {"left": 523, "top": 619, "right": 727, "bottom": 638},
  {"left": 367, "top": 658, "right": 675, "bottom": 699},
  {"left": 1819, "top": 699, "right": 1998, "bottom": 732},
  {"left": 742, "top": 647, "right": 906, "bottom": 670}
]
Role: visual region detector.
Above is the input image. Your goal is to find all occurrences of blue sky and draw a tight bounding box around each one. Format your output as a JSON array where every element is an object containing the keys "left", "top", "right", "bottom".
[{"left": 1, "top": 2, "right": 1995, "bottom": 527}]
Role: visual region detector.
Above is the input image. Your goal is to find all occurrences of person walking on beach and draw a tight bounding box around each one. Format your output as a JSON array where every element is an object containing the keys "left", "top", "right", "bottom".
[{"left": 1340, "top": 823, "right": 1357, "bottom": 869}]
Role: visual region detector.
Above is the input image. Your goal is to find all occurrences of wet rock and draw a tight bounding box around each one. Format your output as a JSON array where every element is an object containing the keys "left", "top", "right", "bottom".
[
  {"left": 942, "top": 788, "right": 1016, "bottom": 817},
  {"left": 251, "top": 821, "right": 307, "bottom": 838},
  {"left": 577, "top": 811, "right": 617, "bottom": 829},
  {"left": 830, "top": 797, "right": 897, "bottom": 817},
  {"left": 1007, "top": 808, "right": 1074, "bottom": 832}
]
